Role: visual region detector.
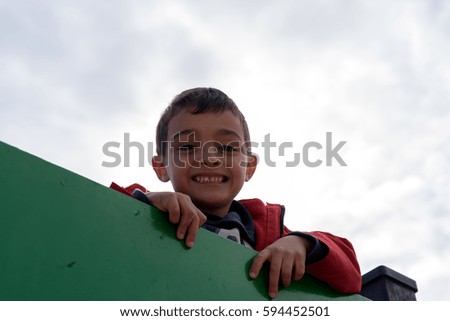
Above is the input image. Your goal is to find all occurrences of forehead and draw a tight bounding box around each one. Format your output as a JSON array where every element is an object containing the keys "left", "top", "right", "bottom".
[{"left": 167, "top": 110, "right": 245, "bottom": 140}]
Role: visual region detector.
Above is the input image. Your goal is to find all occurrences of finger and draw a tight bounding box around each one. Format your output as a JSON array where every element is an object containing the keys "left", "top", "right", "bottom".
[
  {"left": 197, "top": 211, "right": 207, "bottom": 226},
  {"left": 176, "top": 207, "right": 196, "bottom": 241},
  {"left": 293, "top": 255, "right": 306, "bottom": 281},
  {"left": 184, "top": 215, "right": 200, "bottom": 248},
  {"left": 268, "top": 254, "right": 283, "bottom": 298},
  {"left": 166, "top": 199, "right": 181, "bottom": 225},
  {"left": 249, "top": 250, "right": 270, "bottom": 279},
  {"left": 185, "top": 208, "right": 208, "bottom": 247},
  {"left": 179, "top": 204, "right": 206, "bottom": 244},
  {"left": 280, "top": 255, "right": 295, "bottom": 288},
  {"left": 169, "top": 194, "right": 194, "bottom": 237}
]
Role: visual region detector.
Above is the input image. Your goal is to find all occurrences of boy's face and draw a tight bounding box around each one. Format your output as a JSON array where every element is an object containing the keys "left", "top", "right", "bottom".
[{"left": 152, "top": 109, "right": 256, "bottom": 217}]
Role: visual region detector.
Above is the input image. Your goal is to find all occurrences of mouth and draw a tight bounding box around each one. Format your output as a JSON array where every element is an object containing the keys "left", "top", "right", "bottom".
[{"left": 192, "top": 175, "right": 227, "bottom": 184}]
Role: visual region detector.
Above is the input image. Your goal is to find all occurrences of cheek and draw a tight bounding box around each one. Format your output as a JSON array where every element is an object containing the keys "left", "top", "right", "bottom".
[
  {"left": 223, "top": 151, "right": 244, "bottom": 166},
  {"left": 166, "top": 165, "right": 187, "bottom": 181},
  {"left": 230, "top": 161, "right": 248, "bottom": 182}
]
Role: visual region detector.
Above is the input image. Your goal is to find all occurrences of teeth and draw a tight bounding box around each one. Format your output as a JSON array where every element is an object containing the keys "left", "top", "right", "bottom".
[{"left": 194, "top": 176, "right": 224, "bottom": 184}]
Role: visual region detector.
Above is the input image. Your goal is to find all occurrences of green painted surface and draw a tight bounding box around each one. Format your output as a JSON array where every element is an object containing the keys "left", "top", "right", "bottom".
[{"left": 0, "top": 141, "right": 366, "bottom": 301}]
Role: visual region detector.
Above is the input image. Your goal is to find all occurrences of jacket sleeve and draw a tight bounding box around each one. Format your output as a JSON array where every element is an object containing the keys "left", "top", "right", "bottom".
[
  {"left": 297, "top": 230, "right": 362, "bottom": 294},
  {"left": 241, "top": 198, "right": 361, "bottom": 294},
  {"left": 110, "top": 182, "right": 151, "bottom": 204}
]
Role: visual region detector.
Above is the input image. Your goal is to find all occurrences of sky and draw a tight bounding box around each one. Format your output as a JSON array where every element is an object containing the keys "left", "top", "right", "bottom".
[{"left": 1, "top": 0, "right": 449, "bottom": 301}]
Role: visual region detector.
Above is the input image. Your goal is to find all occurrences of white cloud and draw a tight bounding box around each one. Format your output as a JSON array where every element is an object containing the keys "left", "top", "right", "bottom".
[{"left": 1, "top": 0, "right": 449, "bottom": 300}]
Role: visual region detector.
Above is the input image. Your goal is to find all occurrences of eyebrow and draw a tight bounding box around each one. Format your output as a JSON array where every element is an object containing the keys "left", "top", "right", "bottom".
[
  {"left": 171, "top": 129, "right": 196, "bottom": 141},
  {"left": 171, "top": 128, "right": 243, "bottom": 142},
  {"left": 214, "top": 129, "right": 243, "bottom": 141}
]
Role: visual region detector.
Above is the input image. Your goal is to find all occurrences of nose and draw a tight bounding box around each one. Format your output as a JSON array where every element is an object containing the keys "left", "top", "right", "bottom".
[{"left": 199, "top": 142, "right": 222, "bottom": 167}]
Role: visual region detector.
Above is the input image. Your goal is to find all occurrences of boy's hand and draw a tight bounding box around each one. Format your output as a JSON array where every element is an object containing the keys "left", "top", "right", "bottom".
[
  {"left": 249, "top": 235, "right": 312, "bottom": 299},
  {"left": 145, "top": 192, "right": 207, "bottom": 248}
]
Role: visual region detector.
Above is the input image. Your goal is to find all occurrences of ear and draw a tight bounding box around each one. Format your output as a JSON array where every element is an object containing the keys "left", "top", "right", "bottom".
[
  {"left": 244, "top": 154, "right": 258, "bottom": 182},
  {"left": 152, "top": 156, "right": 170, "bottom": 182}
]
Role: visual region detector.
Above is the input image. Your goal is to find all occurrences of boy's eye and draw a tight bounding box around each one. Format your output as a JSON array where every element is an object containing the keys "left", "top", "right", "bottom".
[
  {"left": 178, "top": 144, "right": 197, "bottom": 151},
  {"left": 221, "top": 144, "right": 239, "bottom": 153}
]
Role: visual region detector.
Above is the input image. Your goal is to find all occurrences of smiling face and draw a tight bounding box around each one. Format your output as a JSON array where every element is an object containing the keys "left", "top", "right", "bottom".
[{"left": 152, "top": 109, "right": 257, "bottom": 217}]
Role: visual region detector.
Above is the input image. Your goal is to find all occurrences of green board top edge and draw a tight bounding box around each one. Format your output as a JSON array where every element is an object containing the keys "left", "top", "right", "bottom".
[{"left": 0, "top": 140, "right": 367, "bottom": 301}]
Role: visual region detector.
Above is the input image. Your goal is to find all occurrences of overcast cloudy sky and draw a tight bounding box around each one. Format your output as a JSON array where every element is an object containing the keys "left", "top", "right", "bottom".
[{"left": 1, "top": 0, "right": 449, "bottom": 300}]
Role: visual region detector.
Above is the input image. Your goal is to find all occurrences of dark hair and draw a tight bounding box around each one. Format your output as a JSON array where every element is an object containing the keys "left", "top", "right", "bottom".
[{"left": 156, "top": 87, "right": 251, "bottom": 156}]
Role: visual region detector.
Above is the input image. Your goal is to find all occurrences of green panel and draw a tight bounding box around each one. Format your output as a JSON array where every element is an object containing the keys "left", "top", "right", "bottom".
[{"left": 0, "top": 140, "right": 366, "bottom": 301}]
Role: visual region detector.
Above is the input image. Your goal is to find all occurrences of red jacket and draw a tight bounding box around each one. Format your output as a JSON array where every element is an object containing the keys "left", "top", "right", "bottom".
[{"left": 110, "top": 183, "right": 361, "bottom": 294}]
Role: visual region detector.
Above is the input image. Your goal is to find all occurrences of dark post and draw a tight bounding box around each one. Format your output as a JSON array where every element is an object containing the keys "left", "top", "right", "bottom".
[{"left": 361, "top": 265, "right": 418, "bottom": 301}]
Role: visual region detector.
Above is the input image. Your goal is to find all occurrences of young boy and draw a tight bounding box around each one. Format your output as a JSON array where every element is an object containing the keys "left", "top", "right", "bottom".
[{"left": 111, "top": 87, "right": 361, "bottom": 298}]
